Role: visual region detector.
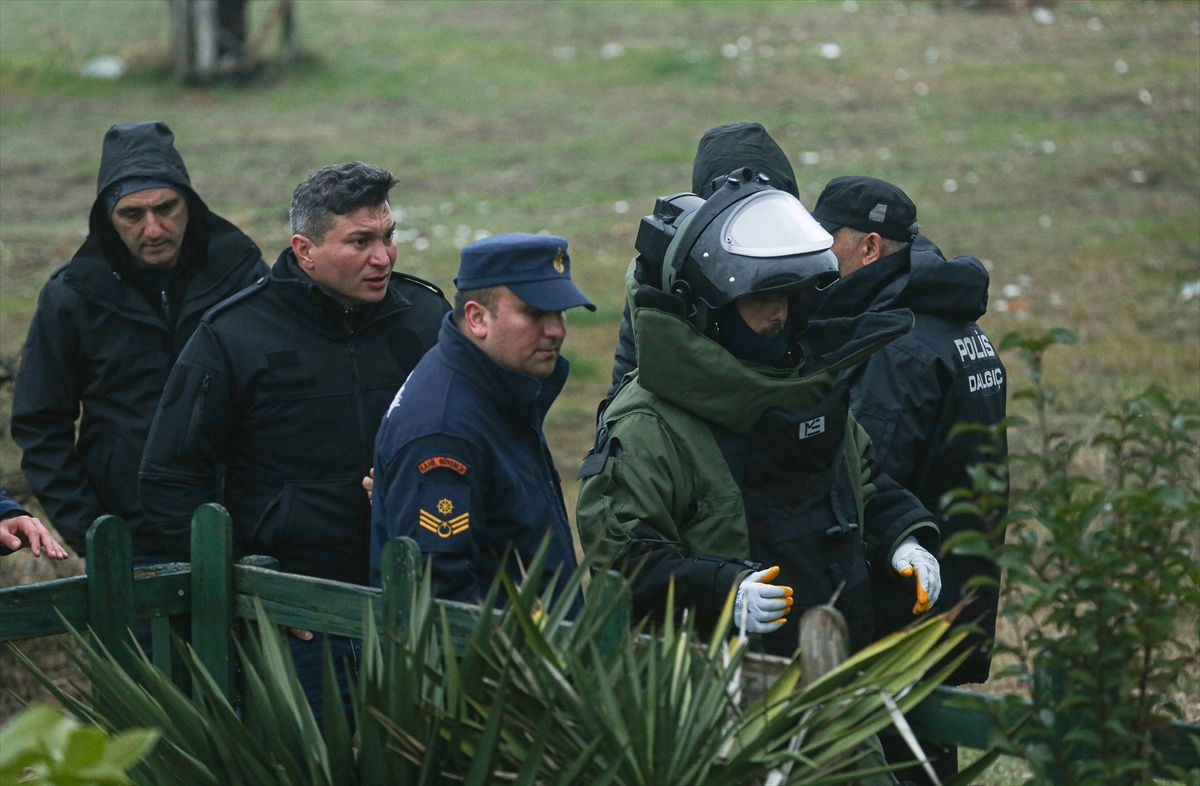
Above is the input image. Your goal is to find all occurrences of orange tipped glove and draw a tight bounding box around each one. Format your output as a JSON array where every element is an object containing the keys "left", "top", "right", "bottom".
[
  {"left": 891, "top": 536, "right": 941, "bottom": 614},
  {"left": 733, "top": 565, "right": 794, "bottom": 634}
]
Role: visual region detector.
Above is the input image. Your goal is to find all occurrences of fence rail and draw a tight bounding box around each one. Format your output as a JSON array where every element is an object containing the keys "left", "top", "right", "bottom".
[{"left": 2, "top": 504, "right": 1197, "bottom": 775}]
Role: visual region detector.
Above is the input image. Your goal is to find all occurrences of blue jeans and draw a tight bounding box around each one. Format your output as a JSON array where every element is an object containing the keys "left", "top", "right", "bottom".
[{"left": 287, "top": 633, "right": 360, "bottom": 725}]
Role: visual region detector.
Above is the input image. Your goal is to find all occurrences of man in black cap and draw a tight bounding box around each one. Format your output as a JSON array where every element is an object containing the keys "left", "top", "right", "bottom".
[
  {"left": 813, "top": 175, "right": 1009, "bottom": 783},
  {"left": 370, "top": 232, "right": 595, "bottom": 606},
  {"left": 11, "top": 121, "right": 266, "bottom": 561}
]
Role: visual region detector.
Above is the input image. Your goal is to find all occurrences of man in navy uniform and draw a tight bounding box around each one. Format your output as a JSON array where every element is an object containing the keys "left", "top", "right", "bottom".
[{"left": 370, "top": 233, "right": 595, "bottom": 606}]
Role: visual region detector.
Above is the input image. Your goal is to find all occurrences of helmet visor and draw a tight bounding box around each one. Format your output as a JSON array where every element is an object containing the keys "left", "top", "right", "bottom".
[{"left": 720, "top": 190, "right": 833, "bottom": 257}]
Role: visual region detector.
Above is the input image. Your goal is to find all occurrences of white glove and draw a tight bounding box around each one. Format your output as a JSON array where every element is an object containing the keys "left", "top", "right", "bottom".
[
  {"left": 733, "top": 565, "right": 793, "bottom": 634},
  {"left": 891, "top": 535, "right": 941, "bottom": 614}
]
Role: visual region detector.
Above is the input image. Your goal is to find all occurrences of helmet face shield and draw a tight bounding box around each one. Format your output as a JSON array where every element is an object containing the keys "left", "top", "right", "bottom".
[{"left": 720, "top": 190, "right": 833, "bottom": 258}]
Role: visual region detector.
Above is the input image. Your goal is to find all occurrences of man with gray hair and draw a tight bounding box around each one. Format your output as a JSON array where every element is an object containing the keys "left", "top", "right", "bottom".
[{"left": 140, "top": 161, "right": 448, "bottom": 717}]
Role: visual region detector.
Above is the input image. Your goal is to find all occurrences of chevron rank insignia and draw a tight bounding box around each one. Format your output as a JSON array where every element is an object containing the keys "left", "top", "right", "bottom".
[{"left": 416, "top": 484, "right": 470, "bottom": 540}]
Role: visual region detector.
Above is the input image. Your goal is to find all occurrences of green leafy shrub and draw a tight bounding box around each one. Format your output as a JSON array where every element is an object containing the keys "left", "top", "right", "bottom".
[
  {"left": 0, "top": 704, "right": 158, "bottom": 786},
  {"left": 13, "top": 553, "right": 969, "bottom": 785},
  {"left": 949, "top": 328, "right": 1200, "bottom": 785}
]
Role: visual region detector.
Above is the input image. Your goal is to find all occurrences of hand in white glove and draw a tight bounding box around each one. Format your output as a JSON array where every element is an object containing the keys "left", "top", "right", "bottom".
[
  {"left": 733, "top": 565, "right": 793, "bottom": 634},
  {"left": 891, "top": 535, "right": 941, "bottom": 614}
]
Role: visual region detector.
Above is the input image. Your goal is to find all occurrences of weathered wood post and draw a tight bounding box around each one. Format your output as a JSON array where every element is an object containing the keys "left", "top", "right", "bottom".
[
  {"left": 190, "top": 503, "right": 234, "bottom": 699},
  {"left": 85, "top": 515, "right": 135, "bottom": 673},
  {"left": 380, "top": 537, "right": 420, "bottom": 633}
]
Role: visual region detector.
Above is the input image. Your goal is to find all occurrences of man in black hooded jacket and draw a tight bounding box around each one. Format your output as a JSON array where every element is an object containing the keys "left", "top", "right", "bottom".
[
  {"left": 813, "top": 175, "right": 1008, "bottom": 784},
  {"left": 608, "top": 122, "right": 800, "bottom": 394},
  {"left": 11, "top": 121, "right": 266, "bottom": 560}
]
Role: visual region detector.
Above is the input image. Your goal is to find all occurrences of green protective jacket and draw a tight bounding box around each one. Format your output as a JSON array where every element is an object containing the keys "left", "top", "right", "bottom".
[{"left": 577, "top": 266, "right": 938, "bottom": 648}]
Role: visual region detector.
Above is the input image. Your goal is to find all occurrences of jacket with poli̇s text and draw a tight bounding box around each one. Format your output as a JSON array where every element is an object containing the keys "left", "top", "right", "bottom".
[
  {"left": 370, "top": 314, "right": 580, "bottom": 610},
  {"left": 139, "top": 249, "right": 448, "bottom": 583},
  {"left": 818, "top": 235, "right": 1008, "bottom": 683},
  {"left": 11, "top": 121, "right": 266, "bottom": 556},
  {"left": 577, "top": 266, "right": 939, "bottom": 654}
]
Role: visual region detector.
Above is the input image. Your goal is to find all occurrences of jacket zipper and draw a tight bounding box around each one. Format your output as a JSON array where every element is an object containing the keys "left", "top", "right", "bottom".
[{"left": 185, "top": 372, "right": 212, "bottom": 448}]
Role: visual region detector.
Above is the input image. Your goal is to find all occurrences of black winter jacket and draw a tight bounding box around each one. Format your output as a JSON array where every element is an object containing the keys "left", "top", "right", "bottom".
[
  {"left": 818, "top": 235, "right": 1008, "bottom": 683},
  {"left": 11, "top": 121, "right": 266, "bottom": 556},
  {"left": 139, "top": 249, "right": 449, "bottom": 584},
  {"left": 610, "top": 122, "right": 800, "bottom": 394}
]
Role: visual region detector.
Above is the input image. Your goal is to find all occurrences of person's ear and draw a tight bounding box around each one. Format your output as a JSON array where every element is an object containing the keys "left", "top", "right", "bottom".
[
  {"left": 462, "top": 299, "right": 490, "bottom": 339},
  {"left": 862, "top": 232, "right": 886, "bottom": 266},
  {"left": 291, "top": 234, "right": 315, "bottom": 270}
]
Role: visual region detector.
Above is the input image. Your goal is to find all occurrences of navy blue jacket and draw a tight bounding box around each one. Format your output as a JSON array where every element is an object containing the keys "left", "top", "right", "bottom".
[
  {"left": 818, "top": 235, "right": 1008, "bottom": 683},
  {"left": 370, "top": 314, "right": 579, "bottom": 604}
]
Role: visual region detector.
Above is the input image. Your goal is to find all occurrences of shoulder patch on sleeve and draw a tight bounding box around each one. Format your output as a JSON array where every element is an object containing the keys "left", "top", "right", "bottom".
[
  {"left": 418, "top": 455, "right": 469, "bottom": 475},
  {"left": 415, "top": 482, "right": 471, "bottom": 551}
]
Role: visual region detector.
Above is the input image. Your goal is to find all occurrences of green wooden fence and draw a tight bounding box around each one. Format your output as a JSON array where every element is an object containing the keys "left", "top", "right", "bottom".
[{"left": 2, "top": 504, "right": 1197, "bottom": 775}]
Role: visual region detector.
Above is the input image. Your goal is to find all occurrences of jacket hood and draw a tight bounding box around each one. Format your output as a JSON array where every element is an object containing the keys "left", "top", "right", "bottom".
[
  {"left": 87, "top": 121, "right": 211, "bottom": 274},
  {"left": 627, "top": 268, "right": 911, "bottom": 433},
  {"left": 692, "top": 122, "right": 799, "bottom": 199},
  {"left": 819, "top": 235, "right": 990, "bottom": 321}
]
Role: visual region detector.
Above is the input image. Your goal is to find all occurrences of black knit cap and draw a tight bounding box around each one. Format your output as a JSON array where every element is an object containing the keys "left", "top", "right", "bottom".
[{"left": 811, "top": 175, "right": 919, "bottom": 242}]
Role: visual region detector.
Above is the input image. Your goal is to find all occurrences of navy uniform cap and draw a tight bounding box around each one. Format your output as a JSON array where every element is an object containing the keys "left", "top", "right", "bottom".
[
  {"left": 811, "top": 176, "right": 919, "bottom": 242},
  {"left": 455, "top": 233, "right": 596, "bottom": 312}
]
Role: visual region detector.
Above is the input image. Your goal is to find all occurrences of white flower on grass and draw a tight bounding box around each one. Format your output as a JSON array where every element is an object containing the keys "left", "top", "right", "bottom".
[
  {"left": 819, "top": 42, "right": 842, "bottom": 60},
  {"left": 613, "top": 201, "right": 630, "bottom": 215},
  {"left": 1049, "top": 290, "right": 1065, "bottom": 307},
  {"left": 1003, "top": 284, "right": 1022, "bottom": 298},
  {"left": 721, "top": 43, "right": 740, "bottom": 59},
  {"left": 455, "top": 225, "right": 471, "bottom": 239},
  {"left": 843, "top": 0, "right": 859, "bottom": 12},
  {"left": 413, "top": 237, "right": 430, "bottom": 252},
  {"left": 800, "top": 151, "right": 822, "bottom": 166},
  {"left": 738, "top": 35, "right": 753, "bottom": 51},
  {"left": 1087, "top": 17, "right": 1103, "bottom": 31},
  {"left": 1032, "top": 6, "right": 1054, "bottom": 25},
  {"left": 600, "top": 42, "right": 624, "bottom": 59},
  {"left": 1181, "top": 281, "right": 1200, "bottom": 301},
  {"left": 1040, "top": 140, "right": 1057, "bottom": 155},
  {"left": 475, "top": 201, "right": 491, "bottom": 215},
  {"left": 876, "top": 147, "right": 893, "bottom": 160},
  {"left": 943, "top": 178, "right": 959, "bottom": 193},
  {"left": 924, "top": 48, "right": 939, "bottom": 64},
  {"left": 1114, "top": 58, "right": 1129, "bottom": 74},
  {"left": 894, "top": 67, "right": 910, "bottom": 81},
  {"left": 1039, "top": 215, "right": 1052, "bottom": 228},
  {"left": 473, "top": 230, "right": 491, "bottom": 241},
  {"left": 432, "top": 225, "right": 447, "bottom": 238},
  {"left": 994, "top": 299, "right": 1009, "bottom": 312},
  {"left": 1129, "top": 169, "right": 1148, "bottom": 184},
  {"left": 1138, "top": 88, "right": 1153, "bottom": 105},
  {"left": 391, "top": 207, "right": 407, "bottom": 223},
  {"left": 914, "top": 82, "right": 930, "bottom": 96},
  {"left": 83, "top": 56, "right": 124, "bottom": 79},
  {"left": 1018, "top": 274, "right": 1032, "bottom": 287}
]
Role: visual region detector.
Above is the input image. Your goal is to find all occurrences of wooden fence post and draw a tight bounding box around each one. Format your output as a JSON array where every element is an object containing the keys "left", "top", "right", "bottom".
[
  {"left": 85, "top": 515, "right": 135, "bottom": 673},
  {"left": 190, "top": 503, "right": 234, "bottom": 699},
  {"left": 380, "top": 537, "right": 420, "bottom": 633}
]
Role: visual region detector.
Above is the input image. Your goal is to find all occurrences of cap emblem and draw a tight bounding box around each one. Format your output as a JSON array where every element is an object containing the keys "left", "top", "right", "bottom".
[
  {"left": 552, "top": 247, "right": 566, "bottom": 274},
  {"left": 868, "top": 203, "right": 888, "bottom": 223}
]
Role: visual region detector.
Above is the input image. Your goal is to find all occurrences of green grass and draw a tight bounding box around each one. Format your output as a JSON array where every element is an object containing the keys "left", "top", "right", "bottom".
[{"left": 1, "top": 1, "right": 1197, "bottom": 778}]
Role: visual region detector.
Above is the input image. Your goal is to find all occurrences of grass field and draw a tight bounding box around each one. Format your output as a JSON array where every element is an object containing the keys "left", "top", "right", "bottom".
[{"left": 1, "top": 0, "right": 1197, "bottom": 780}]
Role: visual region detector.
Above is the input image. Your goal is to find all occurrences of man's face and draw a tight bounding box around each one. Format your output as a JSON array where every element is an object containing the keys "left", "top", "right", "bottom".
[
  {"left": 735, "top": 292, "right": 789, "bottom": 337},
  {"left": 471, "top": 287, "right": 566, "bottom": 378},
  {"left": 110, "top": 187, "right": 189, "bottom": 269},
  {"left": 293, "top": 202, "right": 396, "bottom": 307}
]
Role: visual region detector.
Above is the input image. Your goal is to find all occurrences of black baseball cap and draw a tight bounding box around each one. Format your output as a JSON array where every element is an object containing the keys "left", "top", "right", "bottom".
[{"left": 811, "top": 176, "right": 919, "bottom": 242}]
